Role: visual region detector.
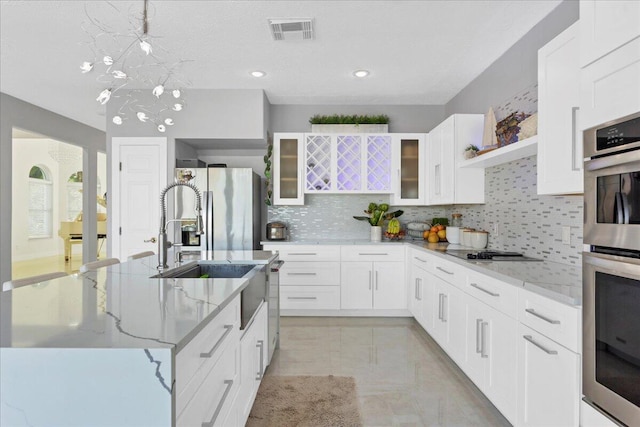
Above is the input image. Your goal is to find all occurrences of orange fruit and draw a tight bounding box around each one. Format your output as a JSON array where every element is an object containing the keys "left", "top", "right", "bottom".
[
  {"left": 436, "top": 224, "right": 445, "bottom": 231},
  {"left": 430, "top": 226, "right": 438, "bottom": 232}
]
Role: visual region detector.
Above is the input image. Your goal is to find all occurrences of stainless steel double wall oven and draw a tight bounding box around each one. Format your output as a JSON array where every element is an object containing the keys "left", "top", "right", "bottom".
[{"left": 583, "top": 111, "right": 640, "bottom": 426}]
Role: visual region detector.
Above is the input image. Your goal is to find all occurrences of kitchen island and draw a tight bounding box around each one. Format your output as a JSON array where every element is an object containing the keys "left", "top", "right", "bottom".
[{"left": 0, "top": 250, "right": 277, "bottom": 427}]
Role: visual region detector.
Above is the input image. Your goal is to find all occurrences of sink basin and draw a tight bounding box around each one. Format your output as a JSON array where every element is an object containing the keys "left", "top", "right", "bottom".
[{"left": 151, "top": 262, "right": 258, "bottom": 279}]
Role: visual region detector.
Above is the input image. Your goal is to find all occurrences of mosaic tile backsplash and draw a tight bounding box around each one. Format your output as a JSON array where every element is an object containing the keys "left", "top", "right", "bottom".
[{"left": 268, "top": 155, "right": 583, "bottom": 266}]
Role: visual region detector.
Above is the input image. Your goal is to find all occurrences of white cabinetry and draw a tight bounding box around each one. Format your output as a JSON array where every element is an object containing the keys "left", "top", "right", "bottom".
[
  {"left": 273, "top": 133, "right": 305, "bottom": 205},
  {"left": 391, "top": 134, "right": 427, "bottom": 205},
  {"left": 176, "top": 296, "right": 241, "bottom": 427},
  {"left": 305, "top": 134, "right": 393, "bottom": 194},
  {"left": 431, "top": 275, "right": 466, "bottom": 366},
  {"left": 580, "top": 1, "right": 640, "bottom": 129},
  {"left": 408, "top": 250, "right": 431, "bottom": 328},
  {"left": 517, "top": 288, "right": 581, "bottom": 427},
  {"left": 537, "top": 22, "right": 583, "bottom": 195},
  {"left": 427, "top": 114, "right": 485, "bottom": 205},
  {"left": 341, "top": 246, "right": 406, "bottom": 311},
  {"left": 263, "top": 245, "right": 341, "bottom": 312},
  {"left": 580, "top": 0, "right": 640, "bottom": 67},
  {"left": 237, "top": 302, "right": 268, "bottom": 426}
]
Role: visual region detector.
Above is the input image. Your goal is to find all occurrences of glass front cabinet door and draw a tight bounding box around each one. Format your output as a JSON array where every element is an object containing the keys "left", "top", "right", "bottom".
[
  {"left": 274, "top": 133, "right": 305, "bottom": 205},
  {"left": 391, "top": 134, "right": 427, "bottom": 205}
]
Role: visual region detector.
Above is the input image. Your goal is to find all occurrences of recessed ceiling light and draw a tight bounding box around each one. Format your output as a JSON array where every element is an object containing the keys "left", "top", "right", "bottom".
[
  {"left": 251, "top": 70, "right": 266, "bottom": 78},
  {"left": 353, "top": 70, "right": 369, "bottom": 78}
]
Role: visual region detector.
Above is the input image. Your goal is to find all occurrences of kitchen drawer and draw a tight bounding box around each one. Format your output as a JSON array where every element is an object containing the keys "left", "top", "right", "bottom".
[
  {"left": 466, "top": 271, "right": 518, "bottom": 319},
  {"left": 280, "top": 261, "right": 340, "bottom": 286},
  {"left": 272, "top": 245, "right": 341, "bottom": 262},
  {"left": 410, "top": 249, "right": 431, "bottom": 271},
  {"left": 518, "top": 288, "right": 581, "bottom": 353},
  {"left": 280, "top": 285, "right": 340, "bottom": 310},
  {"left": 431, "top": 257, "right": 466, "bottom": 290},
  {"left": 175, "top": 296, "right": 240, "bottom": 407},
  {"left": 341, "top": 245, "right": 405, "bottom": 262},
  {"left": 177, "top": 340, "right": 240, "bottom": 427}
]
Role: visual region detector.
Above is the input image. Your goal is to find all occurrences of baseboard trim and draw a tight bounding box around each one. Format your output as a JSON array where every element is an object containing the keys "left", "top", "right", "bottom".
[{"left": 281, "top": 309, "right": 412, "bottom": 317}]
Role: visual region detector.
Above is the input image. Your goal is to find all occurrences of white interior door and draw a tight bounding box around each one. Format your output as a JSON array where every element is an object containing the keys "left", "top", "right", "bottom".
[{"left": 111, "top": 137, "right": 167, "bottom": 260}]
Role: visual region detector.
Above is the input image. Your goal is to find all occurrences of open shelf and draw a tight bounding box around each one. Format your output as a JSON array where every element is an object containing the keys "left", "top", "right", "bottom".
[{"left": 459, "top": 135, "right": 538, "bottom": 168}]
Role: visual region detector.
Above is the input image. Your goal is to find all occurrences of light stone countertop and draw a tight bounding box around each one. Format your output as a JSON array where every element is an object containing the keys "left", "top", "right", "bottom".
[
  {"left": 0, "top": 250, "right": 278, "bottom": 350},
  {"left": 262, "top": 239, "right": 582, "bottom": 307}
]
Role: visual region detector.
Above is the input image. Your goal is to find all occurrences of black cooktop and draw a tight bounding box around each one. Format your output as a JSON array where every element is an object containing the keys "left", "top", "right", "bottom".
[{"left": 445, "top": 249, "right": 541, "bottom": 262}]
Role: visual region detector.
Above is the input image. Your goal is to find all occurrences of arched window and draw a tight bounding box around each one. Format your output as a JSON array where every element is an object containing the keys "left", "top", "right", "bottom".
[{"left": 28, "top": 165, "right": 53, "bottom": 238}]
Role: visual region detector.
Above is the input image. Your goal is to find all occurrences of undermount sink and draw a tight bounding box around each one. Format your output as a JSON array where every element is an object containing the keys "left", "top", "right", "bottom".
[{"left": 151, "top": 262, "right": 258, "bottom": 279}]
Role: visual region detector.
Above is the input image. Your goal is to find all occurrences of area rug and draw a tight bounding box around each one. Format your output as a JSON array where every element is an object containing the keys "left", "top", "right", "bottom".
[{"left": 246, "top": 375, "right": 363, "bottom": 427}]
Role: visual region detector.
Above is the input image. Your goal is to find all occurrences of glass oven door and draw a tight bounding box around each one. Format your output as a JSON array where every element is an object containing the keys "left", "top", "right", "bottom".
[
  {"left": 584, "top": 149, "right": 640, "bottom": 251},
  {"left": 583, "top": 252, "right": 640, "bottom": 426}
]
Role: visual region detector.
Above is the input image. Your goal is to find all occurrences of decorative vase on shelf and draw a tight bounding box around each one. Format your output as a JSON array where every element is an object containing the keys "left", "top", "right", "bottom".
[{"left": 370, "top": 226, "right": 382, "bottom": 242}]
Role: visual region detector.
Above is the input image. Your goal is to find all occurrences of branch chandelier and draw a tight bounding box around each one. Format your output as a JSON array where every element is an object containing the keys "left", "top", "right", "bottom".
[{"left": 80, "top": 0, "right": 191, "bottom": 132}]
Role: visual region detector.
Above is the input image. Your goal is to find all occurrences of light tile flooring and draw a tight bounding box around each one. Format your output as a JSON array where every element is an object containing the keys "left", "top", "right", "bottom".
[
  {"left": 11, "top": 251, "right": 107, "bottom": 280},
  {"left": 266, "top": 317, "right": 511, "bottom": 427}
]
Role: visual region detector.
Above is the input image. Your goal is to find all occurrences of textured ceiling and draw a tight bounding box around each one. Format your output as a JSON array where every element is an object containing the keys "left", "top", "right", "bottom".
[{"left": 0, "top": 0, "right": 562, "bottom": 132}]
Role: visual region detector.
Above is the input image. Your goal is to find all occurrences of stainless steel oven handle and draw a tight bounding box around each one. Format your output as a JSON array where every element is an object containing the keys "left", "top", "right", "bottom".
[
  {"left": 615, "top": 192, "right": 624, "bottom": 224},
  {"left": 621, "top": 193, "right": 630, "bottom": 224},
  {"left": 523, "top": 335, "right": 558, "bottom": 355},
  {"left": 525, "top": 308, "right": 561, "bottom": 324},
  {"left": 585, "top": 149, "right": 640, "bottom": 171}
]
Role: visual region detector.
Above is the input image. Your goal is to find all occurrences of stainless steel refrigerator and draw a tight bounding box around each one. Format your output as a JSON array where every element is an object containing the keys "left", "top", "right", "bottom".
[{"left": 174, "top": 167, "right": 262, "bottom": 251}]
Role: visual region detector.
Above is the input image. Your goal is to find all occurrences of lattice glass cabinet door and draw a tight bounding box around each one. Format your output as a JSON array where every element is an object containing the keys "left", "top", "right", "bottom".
[
  {"left": 305, "top": 134, "right": 333, "bottom": 192},
  {"left": 274, "top": 133, "right": 305, "bottom": 205},
  {"left": 366, "top": 135, "right": 392, "bottom": 192},
  {"left": 336, "top": 135, "right": 363, "bottom": 191}
]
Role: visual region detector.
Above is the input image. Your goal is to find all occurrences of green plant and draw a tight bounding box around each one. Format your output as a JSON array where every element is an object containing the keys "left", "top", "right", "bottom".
[
  {"left": 465, "top": 144, "right": 480, "bottom": 152},
  {"left": 309, "top": 114, "right": 390, "bottom": 125},
  {"left": 353, "top": 202, "right": 403, "bottom": 226},
  {"left": 263, "top": 138, "right": 273, "bottom": 206}
]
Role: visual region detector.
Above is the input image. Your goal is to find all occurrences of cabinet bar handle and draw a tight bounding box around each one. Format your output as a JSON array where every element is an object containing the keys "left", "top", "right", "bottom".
[
  {"left": 287, "top": 296, "right": 317, "bottom": 300},
  {"left": 571, "top": 106, "right": 581, "bottom": 171},
  {"left": 375, "top": 270, "right": 379, "bottom": 291},
  {"left": 436, "top": 266, "right": 454, "bottom": 275},
  {"left": 287, "top": 272, "right": 317, "bottom": 276},
  {"left": 201, "top": 379, "right": 234, "bottom": 427},
  {"left": 523, "top": 335, "right": 558, "bottom": 355},
  {"left": 438, "top": 294, "right": 444, "bottom": 320},
  {"left": 525, "top": 308, "right": 561, "bottom": 324},
  {"left": 442, "top": 294, "right": 448, "bottom": 323},
  {"left": 359, "top": 253, "right": 388, "bottom": 256},
  {"left": 470, "top": 282, "right": 500, "bottom": 297},
  {"left": 200, "top": 325, "right": 234, "bottom": 358},
  {"left": 256, "top": 340, "right": 265, "bottom": 380},
  {"left": 481, "top": 321, "right": 489, "bottom": 358},
  {"left": 418, "top": 278, "right": 422, "bottom": 300},
  {"left": 413, "top": 257, "right": 427, "bottom": 263},
  {"left": 415, "top": 279, "right": 419, "bottom": 300},
  {"left": 289, "top": 252, "right": 317, "bottom": 255},
  {"left": 475, "top": 319, "right": 483, "bottom": 354},
  {"left": 369, "top": 270, "right": 372, "bottom": 290}
]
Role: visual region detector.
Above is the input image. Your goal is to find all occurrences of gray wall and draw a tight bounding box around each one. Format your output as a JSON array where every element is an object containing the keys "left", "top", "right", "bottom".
[
  {"left": 270, "top": 104, "right": 446, "bottom": 133},
  {"left": 445, "top": 0, "right": 578, "bottom": 116}
]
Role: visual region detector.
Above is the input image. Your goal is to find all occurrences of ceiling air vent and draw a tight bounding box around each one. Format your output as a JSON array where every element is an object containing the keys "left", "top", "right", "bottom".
[{"left": 268, "top": 19, "right": 314, "bottom": 41}]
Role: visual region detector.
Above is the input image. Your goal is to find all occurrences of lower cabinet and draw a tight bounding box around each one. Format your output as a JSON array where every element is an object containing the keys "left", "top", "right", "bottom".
[
  {"left": 236, "top": 301, "right": 268, "bottom": 426},
  {"left": 517, "top": 324, "right": 580, "bottom": 427},
  {"left": 341, "top": 261, "right": 406, "bottom": 310},
  {"left": 431, "top": 276, "right": 466, "bottom": 366},
  {"left": 465, "top": 295, "right": 518, "bottom": 424}
]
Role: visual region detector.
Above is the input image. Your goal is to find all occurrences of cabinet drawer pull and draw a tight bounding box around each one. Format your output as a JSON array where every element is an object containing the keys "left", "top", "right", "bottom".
[
  {"left": 375, "top": 270, "right": 379, "bottom": 291},
  {"left": 475, "top": 319, "right": 483, "bottom": 354},
  {"left": 413, "top": 257, "right": 427, "bottom": 263},
  {"left": 369, "top": 270, "right": 372, "bottom": 290},
  {"left": 523, "top": 335, "right": 558, "bottom": 355},
  {"left": 417, "top": 278, "right": 422, "bottom": 300},
  {"left": 289, "top": 252, "right": 317, "bottom": 255},
  {"left": 442, "top": 294, "right": 448, "bottom": 322},
  {"left": 470, "top": 282, "right": 500, "bottom": 297},
  {"left": 256, "top": 340, "right": 265, "bottom": 380},
  {"left": 438, "top": 294, "right": 444, "bottom": 321},
  {"left": 436, "top": 266, "right": 454, "bottom": 275},
  {"left": 199, "top": 325, "right": 234, "bottom": 358},
  {"left": 525, "top": 308, "right": 561, "bottom": 324},
  {"left": 286, "top": 272, "right": 317, "bottom": 276},
  {"left": 287, "top": 296, "right": 317, "bottom": 300},
  {"left": 201, "top": 379, "right": 234, "bottom": 427},
  {"left": 359, "top": 253, "right": 388, "bottom": 256}
]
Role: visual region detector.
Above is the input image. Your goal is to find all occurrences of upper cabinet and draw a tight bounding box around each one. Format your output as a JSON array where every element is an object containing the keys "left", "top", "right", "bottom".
[
  {"left": 305, "top": 133, "right": 393, "bottom": 194},
  {"left": 580, "top": 1, "right": 640, "bottom": 129},
  {"left": 273, "top": 133, "right": 305, "bottom": 205},
  {"left": 537, "top": 22, "right": 583, "bottom": 195},
  {"left": 579, "top": 0, "right": 640, "bottom": 68},
  {"left": 427, "top": 114, "right": 485, "bottom": 205},
  {"left": 391, "top": 134, "right": 427, "bottom": 205}
]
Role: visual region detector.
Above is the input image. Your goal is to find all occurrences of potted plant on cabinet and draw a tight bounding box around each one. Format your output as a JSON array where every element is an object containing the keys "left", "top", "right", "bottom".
[
  {"left": 353, "top": 202, "right": 403, "bottom": 242},
  {"left": 309, "top": 114, "right": 390, "bottom": 133}
]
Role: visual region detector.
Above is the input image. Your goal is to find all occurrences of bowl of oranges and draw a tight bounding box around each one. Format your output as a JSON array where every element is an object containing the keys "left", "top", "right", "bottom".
[{"left": 423, "top": 224, "right": 447, "bottom": 243}]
